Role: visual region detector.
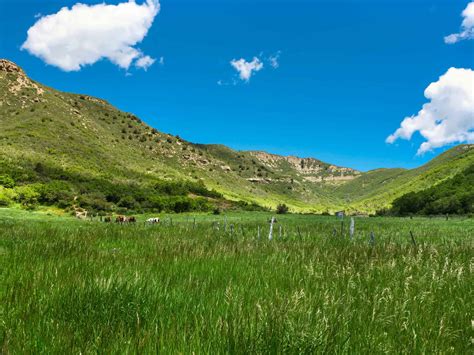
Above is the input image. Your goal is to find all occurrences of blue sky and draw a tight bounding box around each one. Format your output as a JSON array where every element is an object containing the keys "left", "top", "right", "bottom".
[{"left": 0, "top": 0, "right": 473, "bottom": 171}]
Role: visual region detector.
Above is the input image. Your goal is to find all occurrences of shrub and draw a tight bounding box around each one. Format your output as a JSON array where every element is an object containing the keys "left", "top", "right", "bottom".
[
  {"left": 0, "top": 187, "right": 15, "bottom": 207},
  {"left": 117, "top": 196, "right": 138, "bottom": 210},
  {"left": 0, "top": 175, "right": 15, "bottom": 188},
  {"left": 37, "top": 181, "right": 74, "bottom": 205},
  {"left": 78, "top": 192, "right": 112, "bottom": 212},
  {"left": 14, "top": 185, "right": 40, "bottom": 209},
  {"left": 276, "top": 203, "right": 289, "bottom": 214},
  {"left": 0, "top": 195, "right": 11, "bottom": 207}
]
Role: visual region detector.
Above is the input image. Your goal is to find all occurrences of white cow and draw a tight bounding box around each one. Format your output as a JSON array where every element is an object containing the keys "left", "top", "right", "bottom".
[{"left": 147, "top": 217, "right": 161, "bottom": 224}]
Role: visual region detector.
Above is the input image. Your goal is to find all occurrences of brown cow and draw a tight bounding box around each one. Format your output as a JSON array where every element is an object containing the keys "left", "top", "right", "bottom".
[{"left": 115, "top": 215, "right": 136, "bottom": 224}]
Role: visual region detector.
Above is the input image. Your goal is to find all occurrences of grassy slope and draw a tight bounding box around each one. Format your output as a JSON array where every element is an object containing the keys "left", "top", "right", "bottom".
[
  {"left": 336, "top": 145, "right": 474, "bottom": 212},
  {"left": 1, "top": 59, "right": 472, "bottom": 213},
  {"left": 0, "top": 62, "right": 348, "bottom": 211}
]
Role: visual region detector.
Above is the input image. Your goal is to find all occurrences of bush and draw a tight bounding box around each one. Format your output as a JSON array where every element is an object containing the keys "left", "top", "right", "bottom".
[
  {"left": 79, "top": 192, "right": 112, "bottom": 212},
  {"left": 276, "top": 203, "right": 289, "bottom": 214},
  {"left": 0, "top": 187, "right": 14, "bottom": 207},
  {"left": 0, "top": 197, "right": 10, "bottom": 207},
  {"left": 14, "top": 185, "right": 40, "bottom": 209},
  {"left": 0, "top": 175, "right": 15, "bottom": 188},
  {"left": 117, "top": 196, "right": 138, "bottom": 210},
  {"left": 37, "top": 181, "right": 74, "bottom": 205}
]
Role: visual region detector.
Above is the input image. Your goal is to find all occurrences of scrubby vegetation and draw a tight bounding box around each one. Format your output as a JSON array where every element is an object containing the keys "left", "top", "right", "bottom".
[
  {"left": 0, "top": 160, "right": 225, "bottom": 213},
  {"left": 276, "top": 203, "right": 289, "bottom": 214},
  {"left": 384, "top": 164, "right": 474, "bottom": 216}
]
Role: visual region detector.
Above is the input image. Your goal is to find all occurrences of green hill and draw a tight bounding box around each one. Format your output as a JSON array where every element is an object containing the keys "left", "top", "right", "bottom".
[
  {"left": 0, "top": 59, "right": 473, "bottom": 213},
  {"left": 334, "top": 145, "right": 474, "bottom": 212},
  {"left": 387, "top": 164, "right": 474, "bottom": 216}
]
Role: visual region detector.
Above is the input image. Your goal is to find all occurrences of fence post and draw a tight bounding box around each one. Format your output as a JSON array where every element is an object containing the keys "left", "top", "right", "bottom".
[
  {"left": 410, "top": 231, "right": 417, "bottom": 247},
  {"left": 369, "top": 231, "right": 375, "bottom": 245},
  {"left": 349, "top": 217, "right": 355, "bottom": 239},
  {"left": 269, "top": 217, "right": 275, "bottom": 241}
]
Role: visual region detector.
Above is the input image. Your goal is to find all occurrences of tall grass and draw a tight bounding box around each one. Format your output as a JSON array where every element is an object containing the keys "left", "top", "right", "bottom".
[{"left": 1, "top": 209, "right": 473, "bottom": 353}]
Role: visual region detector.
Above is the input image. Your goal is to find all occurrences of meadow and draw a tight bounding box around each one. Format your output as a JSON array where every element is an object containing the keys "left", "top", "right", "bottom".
[{"left": 0, "top": 208, "right": 473, "bottom": 353}]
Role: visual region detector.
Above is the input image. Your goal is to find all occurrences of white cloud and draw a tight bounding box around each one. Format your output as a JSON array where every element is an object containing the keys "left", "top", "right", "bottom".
[
  {"left": 386, "top": 68, "right": 474, "bottom": 155},
  {"left": 268, "top": 51, "right": 281, "bottom": 69},
  {"left": 230, "top": 57, "right": 263, "bottom": 82},
  {"left": 159, "top": 56, "right": 165, "bottom": 65},
  {"left": 22, "top": 0, "right": 160, "bottom": 71},
  {"left": 135, "top": 55, "right": 155, "bottom": 70},
  {"left": 444, "top": 1, "right": 474, "bottom": 44}
]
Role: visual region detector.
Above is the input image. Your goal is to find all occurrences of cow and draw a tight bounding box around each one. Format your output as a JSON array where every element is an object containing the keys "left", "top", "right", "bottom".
[
  {"left": 116, "top": 215, "right": 136, "bottom": 224},
  {"left": 115, "top": 215, "right": 126, "bottom": 224},
  {"left": 104, "top": 216, "right": 112, "bottom": 223},
  {"left": 147, "top": 217, "right": 161, "bottom": 224}
]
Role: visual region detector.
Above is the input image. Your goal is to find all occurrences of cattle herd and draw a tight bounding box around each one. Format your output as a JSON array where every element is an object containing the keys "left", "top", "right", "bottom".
[{"left": 100, "top": 215, "right": 160, "bottom": 224}]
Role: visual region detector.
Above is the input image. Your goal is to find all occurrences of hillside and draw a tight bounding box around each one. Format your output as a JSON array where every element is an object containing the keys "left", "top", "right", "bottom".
[
  {"left": 334, "top": 144, "right": 474, "bottom": 212},
  {"left": 0, "top": 59, "right": 473, "bottom": 213},
  {"left": 387, "top": 164, "right": 474, "bottom": 215}
]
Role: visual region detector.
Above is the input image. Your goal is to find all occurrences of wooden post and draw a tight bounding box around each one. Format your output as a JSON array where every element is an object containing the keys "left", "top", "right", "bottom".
[{"left": 410, "top": 231, "right": 417, "bottom": 247}]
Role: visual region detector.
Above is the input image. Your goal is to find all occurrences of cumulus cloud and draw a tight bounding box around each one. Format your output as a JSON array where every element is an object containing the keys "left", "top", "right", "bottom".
[
  {"left": 230, "top": 57, "right": 264, "bottom": 82},
  {"left": 444, "top": 1, "right": 474, "bottom": 44},
  {"left": 386, "top": 68, "right": 474, "bottom": 155},
  {"left": 22, "top": 0, "right": 160, "bottom": 71}
]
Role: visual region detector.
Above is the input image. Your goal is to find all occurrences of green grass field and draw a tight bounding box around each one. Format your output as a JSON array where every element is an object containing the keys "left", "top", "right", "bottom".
[{"left": 1, "top": 208, "right": 473, "bottom": 353}]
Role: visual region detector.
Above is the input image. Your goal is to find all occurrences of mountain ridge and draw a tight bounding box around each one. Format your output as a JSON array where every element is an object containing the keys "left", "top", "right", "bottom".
[{"left": 1, "top": 58, "right": 473, "bottom": 213}]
